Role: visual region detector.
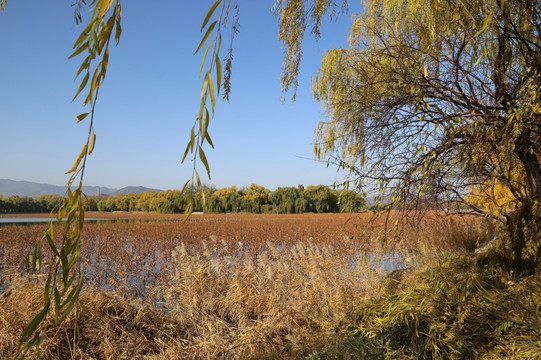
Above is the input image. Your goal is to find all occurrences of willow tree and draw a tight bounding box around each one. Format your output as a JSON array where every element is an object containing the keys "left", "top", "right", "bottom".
[{"left": 309, "top": 0, "right": 541, "bottom": 275}]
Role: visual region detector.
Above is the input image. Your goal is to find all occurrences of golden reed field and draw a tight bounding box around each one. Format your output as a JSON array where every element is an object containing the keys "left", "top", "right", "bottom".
[{"left": 0, "top": 212, "right": 490, "bottom": 359}]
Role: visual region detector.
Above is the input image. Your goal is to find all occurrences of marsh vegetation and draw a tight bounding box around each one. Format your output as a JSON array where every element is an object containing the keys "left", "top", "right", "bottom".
[{"left": 3, "top": 212, "right": 533, "bottom": 359}]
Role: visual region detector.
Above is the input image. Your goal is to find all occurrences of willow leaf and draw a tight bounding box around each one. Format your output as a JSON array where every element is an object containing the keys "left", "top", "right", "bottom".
[
  {"left": 77, "top": 112, "right": 90, "bottom": 122},
  {"left": 205, "top": 131, "right": 214, "bottom": 148},
  {"left": 208, "top": 72, "right": 215, "bottom": 115},
  {"left": 199, "top": 41, "right": 214, "bottom": 77},
  {"left": 65, "top": 142, "right": 88, "bottom": 174},
  {"left": 115, "top": 4, "right": 122, "bottom": 43},
  {"left": 201, "top": 0, "right": 221, "bottom": 31},
  {"left": 215, "top": 53, "right": 222, "bottom": 95},
  {"left": 199, "top": 146, "right": 211, "bottom": 179},
  {"left": 72, "top": 72, "right": 89, "bottom": 102},
  {"left": 68, "top": 41, "right": 89, "bottom": 60},
  {"left": 89, "top": 131, "right": 96, "bottom": 155},
  {"left": 194, "top": 20, "right": 217, "bottom": 55}
]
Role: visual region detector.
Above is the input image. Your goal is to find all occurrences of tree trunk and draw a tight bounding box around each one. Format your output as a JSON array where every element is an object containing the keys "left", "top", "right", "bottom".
[{"left": 494, "top": 134, "right": 541, "bottom": 276}]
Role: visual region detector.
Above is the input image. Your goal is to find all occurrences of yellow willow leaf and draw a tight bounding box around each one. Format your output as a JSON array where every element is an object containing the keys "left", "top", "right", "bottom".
[
  {"left": 65, "top": 142, "right": 88, "bottom": 174},
  {"left": 215, "top": 53, "right": 222, "bottom": 95},
  {"left": 88, "top": 131, "right": 96, "bottom": 155},
  {"left": 208, "top": 72, "right": 215, "bottom": 115},
  {"left": 73, "top": 21, "right": 93, "bottom": 48},
  {"left": 115, "top": 4, "right": 122, "bottom": 44},
  {"left": 199, "top": 146, "right": 211, "bottom": 179},
  {"left": 201, "top": 108, "right": 209, "bottom": 141},
  {"left": 194, "top": 20, "right": 217, "bottom": 55},
  {"left": 195, "top": 169, "right": 202, "bottom": 190},
  {"left": 199, "top": 41, "right": 214, "bottom": 77},
  {"left": 181, "top": 126, "right": 196, "bottom": 163},
  {"left": 200, "top": 73, "right": 209, "bottom": 102},
  {"left": 96, "top": 0, "right": 114, "bottom": 19},
  {"left": 201, "top": 0, "right": 221, "bottom": 31},
  {"left": 76, "top": 113, "right": 89, "bottom": 122},
  {"left": 74, "top": 56, "right": 90, "bottom": 81},
  {"left": 205, "top": 131, "right": 214, "bottom": 148},
  {"left": 69, "top": 41, "right": 89, "bottom": 60}
]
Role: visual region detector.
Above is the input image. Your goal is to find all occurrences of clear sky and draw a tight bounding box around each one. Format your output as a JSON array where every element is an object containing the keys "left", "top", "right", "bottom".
[{"left": 0, "top": 1, "right": 359, "bottom": 191}]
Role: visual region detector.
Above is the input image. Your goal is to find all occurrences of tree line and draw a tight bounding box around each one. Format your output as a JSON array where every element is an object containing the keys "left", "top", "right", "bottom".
[{"left": 0, "top": 184, "right": 366, "bottom": 214}]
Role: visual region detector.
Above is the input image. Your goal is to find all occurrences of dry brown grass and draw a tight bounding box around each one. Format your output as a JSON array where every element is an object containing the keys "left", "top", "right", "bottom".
[{"left": 0, "top": 212, "right": 489, "bottom": 359}]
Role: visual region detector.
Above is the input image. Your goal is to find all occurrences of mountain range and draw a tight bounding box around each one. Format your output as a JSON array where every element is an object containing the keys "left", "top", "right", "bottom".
[{"left": 0, "top": 179, "right": 162, "bottom": 198}]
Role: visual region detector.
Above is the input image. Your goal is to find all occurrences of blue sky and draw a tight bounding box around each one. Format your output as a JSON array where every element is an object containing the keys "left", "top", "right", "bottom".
[{"left": 0, "top": 1, "right": 359, "bottom": 191}]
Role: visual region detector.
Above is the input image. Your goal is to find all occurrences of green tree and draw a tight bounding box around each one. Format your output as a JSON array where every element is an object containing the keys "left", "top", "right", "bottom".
[
  {"left": 270, "top": 186, "right": 302, "bottom": 213},
  {"left": 36, "top": 194, "right": 64, "bottom": 212},
  {"left": 303, "top": 185, "right": 337, "bottom": 213},
  {"left": 334, "top": 189, "right": 365, "bottom": 213},
  {"left": 214, "top": 185, "right": 241, "bottom": 212}
]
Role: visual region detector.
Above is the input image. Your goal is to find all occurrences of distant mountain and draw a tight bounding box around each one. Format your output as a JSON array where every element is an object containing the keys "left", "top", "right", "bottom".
[
  {"left": 113, "top": 186, "right": 162, "bottom": 195},
  {"left": 0, "top": 179, "right": 161, "bottom": 198}
]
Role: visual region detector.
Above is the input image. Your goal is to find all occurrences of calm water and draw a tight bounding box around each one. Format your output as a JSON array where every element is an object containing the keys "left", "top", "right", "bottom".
[
  {"left": 0, "top": 218, "right": 175, "bottom": 226},
  {"left": 0, "top": 217, "right": 113, "bottom": 225}
]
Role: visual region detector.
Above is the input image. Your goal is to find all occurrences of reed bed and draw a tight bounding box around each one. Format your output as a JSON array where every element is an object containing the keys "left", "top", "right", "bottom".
[{"left": 0, "top": 212, "right": 496, "bottom": 359}]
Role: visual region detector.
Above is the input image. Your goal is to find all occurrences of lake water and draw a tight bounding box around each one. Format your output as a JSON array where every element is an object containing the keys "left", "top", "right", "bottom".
[
  {"left": 0, "top": 218, "right": 175, "bottom": 226},
  {"left": 0, "top": 217, "right": 113, "bottom": 225}
]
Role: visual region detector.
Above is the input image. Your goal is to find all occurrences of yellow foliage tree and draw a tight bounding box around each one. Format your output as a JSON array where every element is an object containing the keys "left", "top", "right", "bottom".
[{"left": 466, "top": 157, "right": 529, "bottom": 217}]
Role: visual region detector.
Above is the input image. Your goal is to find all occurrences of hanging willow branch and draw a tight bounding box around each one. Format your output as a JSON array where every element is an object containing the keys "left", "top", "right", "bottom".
[
  {"left": 180, "top": 0, "right": 239, "bottom": 218},
  {"left": 17, "top": 1, "right": 122, "bottom": 357}
]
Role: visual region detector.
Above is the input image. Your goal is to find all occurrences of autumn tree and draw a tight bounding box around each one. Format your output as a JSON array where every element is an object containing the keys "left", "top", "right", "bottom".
[{"left": 307, "top": 0, "right": 541, "bottom": 274}]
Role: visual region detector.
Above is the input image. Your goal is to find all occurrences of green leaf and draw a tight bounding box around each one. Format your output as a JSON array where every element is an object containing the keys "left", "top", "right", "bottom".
[
  {"left": 66, "top": 237, "right": 81, "bottom": 270},
  {"left": 46, "top": 231, "right": 60, "bottom": 258},
  {"left": 54, "top": 288, "right": 61, "bottom": 323},
  {"left": 199, "top": 146, "right": 211, "bottom": 179},
  {"left": 201, "top": 0, "right": 221, "bottom": 31},
  {"left": 59, "top": 287, "right": 81, "bottom": 323},
  {"left": 61, "top": 272, "right": 83, "bottom": 309},
  {"left": 194, "top": 20, "right": 217, "bottom": 55}
]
